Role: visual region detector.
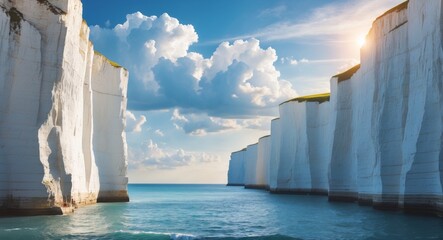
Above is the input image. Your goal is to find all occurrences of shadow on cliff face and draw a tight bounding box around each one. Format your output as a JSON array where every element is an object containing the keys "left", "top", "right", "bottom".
[{"left": 45, "top": 128, "right": 72, "bottom": 208}]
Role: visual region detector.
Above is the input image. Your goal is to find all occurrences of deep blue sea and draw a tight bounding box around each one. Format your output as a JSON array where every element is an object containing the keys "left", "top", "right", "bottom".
[{"left": 1, "top": 184, "right": 443, "bottom": 239}]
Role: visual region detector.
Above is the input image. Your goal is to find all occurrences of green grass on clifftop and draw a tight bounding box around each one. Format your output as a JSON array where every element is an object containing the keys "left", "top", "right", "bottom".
[
  {"left": 333, "top": 64, "right": 361, "bottom": 83},
  {"left": 280, "top": 93, "right": 331, "bottom": 105}
]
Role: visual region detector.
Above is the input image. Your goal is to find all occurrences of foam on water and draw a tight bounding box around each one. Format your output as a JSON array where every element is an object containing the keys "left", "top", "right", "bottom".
[
  {"left": 170, "top": 233, "right": 199, "bottom": 240},
  {"left": 115, "top": 230, "right": 198, "bottom": 240},
  {"left": 4, "top": 228, "right": 37, "bottom": 232}
]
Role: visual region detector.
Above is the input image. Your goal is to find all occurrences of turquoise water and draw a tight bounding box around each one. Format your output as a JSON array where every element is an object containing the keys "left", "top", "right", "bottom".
[{"left": 1, "top": 184, "right": 443, "bottom": 239}]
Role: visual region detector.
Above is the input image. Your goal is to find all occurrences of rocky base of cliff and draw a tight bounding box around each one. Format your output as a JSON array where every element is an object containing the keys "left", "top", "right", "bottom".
[{"left": 97, "top": 191, "right": 130, "bottom": 203}]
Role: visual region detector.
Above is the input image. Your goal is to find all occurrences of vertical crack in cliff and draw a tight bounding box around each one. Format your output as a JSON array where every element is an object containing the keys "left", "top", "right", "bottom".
[{"left": 6, "top": 7, "right": 23, "bottom": 35}]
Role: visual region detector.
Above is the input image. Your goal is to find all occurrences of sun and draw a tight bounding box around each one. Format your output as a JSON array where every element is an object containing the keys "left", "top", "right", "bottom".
[{"left": 358, "top": 35, "right": 367, "bottom": 47}]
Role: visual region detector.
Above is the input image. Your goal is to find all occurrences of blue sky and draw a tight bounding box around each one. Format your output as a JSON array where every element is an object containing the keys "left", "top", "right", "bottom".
[{"left": 83, "top": 0, "right": 404, "bottom": 183}]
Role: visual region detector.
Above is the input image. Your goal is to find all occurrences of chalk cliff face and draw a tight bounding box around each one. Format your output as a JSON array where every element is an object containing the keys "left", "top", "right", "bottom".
[
  {"left": 0, "top": 0, "right": 129, "bottom": 215},
  {"left": 353, "top": 0, "right": 443, "bottom": 211},
  {"left": 244, "top": 144, "right": 258, "bottom": 188},
  {"left": 276, "top": 101, "right": 297, "bottom": 191},
  {"left": 307, "top": 101, "right": 333, "bottom": 195},
  {"left": 329, "top": 69, "right": 358, "bottom": 201},
  {"left": 227, "top": 0, "right": 443, "bottom": 215},
  {"left": 91, "top": 54, "right": 129, "bottom": 202},
  {"left": 268, "top": 118, "right": 281, "bottom": 191},
  {"left": 227, "top": 150, "right": 245, "bottom": 186},
  {"left": 274, "top": 96, "right": 331, "bottom": 194},
  {"left": 256, "top": 136, "right": 271, "bottom": 189}
]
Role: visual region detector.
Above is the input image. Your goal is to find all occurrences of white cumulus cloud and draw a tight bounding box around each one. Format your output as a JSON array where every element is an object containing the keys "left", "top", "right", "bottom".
[
  {"left": 129, "top": 139, "right": 221, "bottom": 169},
  {"left": 90, "top": 12, "right": 296, "bottom": 118},
  {"left": 170, "top": 109, "right": 272, "bottom": 136}
]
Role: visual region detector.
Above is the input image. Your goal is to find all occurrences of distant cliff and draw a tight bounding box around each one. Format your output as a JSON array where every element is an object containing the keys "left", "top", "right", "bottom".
[
  {"left": 0, "top": 0, "right": 129, "bottom": 215},
  {"left": 227, "top": 0, "right": 443, "bottom": 215}
]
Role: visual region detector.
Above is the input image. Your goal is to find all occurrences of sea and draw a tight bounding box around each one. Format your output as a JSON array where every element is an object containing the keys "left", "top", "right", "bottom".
[{"left": 1, "top": 184, "right": 443, "bottom": 240}]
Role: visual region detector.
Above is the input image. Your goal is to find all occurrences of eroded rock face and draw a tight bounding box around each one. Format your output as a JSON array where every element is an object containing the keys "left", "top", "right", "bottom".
[
  {"left": 227, "top": 0, "right": 443, "bottom": 215},
  {"left": 0, "top": 0, "right": 129, "bottom": 215}
]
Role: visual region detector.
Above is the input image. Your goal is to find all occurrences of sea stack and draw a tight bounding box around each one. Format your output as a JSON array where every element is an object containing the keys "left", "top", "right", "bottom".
[
  {"left": 0, "top": 0, "right": 129, "bottom": 215},
  {"left": 227, "top": 0, "right": 443, "bottom": 216}
]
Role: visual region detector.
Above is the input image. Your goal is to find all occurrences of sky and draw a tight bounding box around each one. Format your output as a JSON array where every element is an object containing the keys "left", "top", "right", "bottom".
[{"left": 82, "top": 0, "right": 405, "bottom": 184}]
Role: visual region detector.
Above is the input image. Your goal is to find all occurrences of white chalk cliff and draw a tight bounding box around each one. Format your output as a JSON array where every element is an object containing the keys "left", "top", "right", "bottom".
[
  {"left": 256, "top": 135, "right": 271, "bottom": 189},
  {"left": 227, "top": 149, "right": 245, "bottom": 186},
  {"left": 244, "top": 143, "right": 258, "bottom": 188},
  {"left": 227, "top": 0, "right": 443, "bottom": 215},
  {"left": 0, "top": 0, "right": 129, "bottom": 215}
]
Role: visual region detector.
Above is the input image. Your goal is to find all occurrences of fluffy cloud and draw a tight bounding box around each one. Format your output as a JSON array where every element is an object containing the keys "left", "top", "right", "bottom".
[
  {"left": 171, "top": 109, "right": 271, "bottom": 136},
  {"left": 130, "top": 139, "right": 220, "bottom": 169},
  {"left": 91, "top": 13, "right": 197, "bottom": 95},
  {"left": 90, "top": 12, "right": 296, "bottom": 117},
  {"left": 171, "top": 109, "right": 240, "bottom": 136},
  {"left": 125, "top": 111, "right": 147, "bottom": 132}
]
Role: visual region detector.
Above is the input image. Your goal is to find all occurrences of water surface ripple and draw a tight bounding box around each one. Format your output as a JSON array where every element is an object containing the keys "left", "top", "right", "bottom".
[{"left": 1, "top": 184, "right": 443, "bottom": 239}]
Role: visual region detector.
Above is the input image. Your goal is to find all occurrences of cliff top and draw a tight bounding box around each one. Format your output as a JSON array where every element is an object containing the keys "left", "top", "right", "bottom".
[
  {"left": 259, "top": 135, "right": 271, "bottom": 140},
  {"left": 280, "top": 92, "right": 330, "bottom": 105},
  {"left": 376, "top": 1, "right": 409, "bottom": 21},
  {"left": 333, "top": 64, "right": 361, "bottom": 83},
  {"left": 94, "top": 51, "right": 124, "bottom": 69},
  {"left": 247, "top": 143, "right": 258, "bottom": 148},
  {"left": 94, "top": 51, "right": 122, "bottom": 68},
  {"left": 232, "top": 148, "right": 247, "bottom": 154}
]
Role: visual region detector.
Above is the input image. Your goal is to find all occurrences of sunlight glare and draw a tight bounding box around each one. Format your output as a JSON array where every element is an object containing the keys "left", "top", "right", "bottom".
[{"left": 358, "top": 35, "right": 366, "bottom": 48}]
